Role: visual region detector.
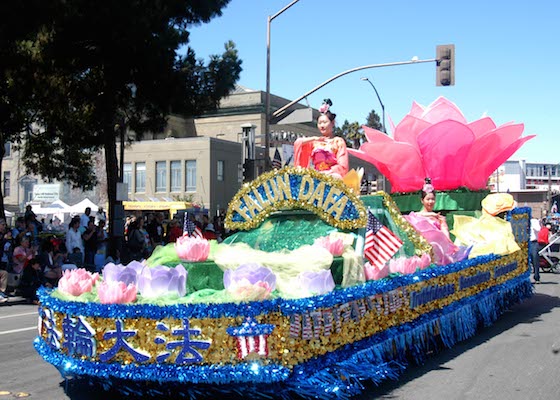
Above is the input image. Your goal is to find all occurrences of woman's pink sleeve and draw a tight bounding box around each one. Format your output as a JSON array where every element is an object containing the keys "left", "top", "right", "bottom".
[{"left": 330, "top": 137, "right": 349, "bottom": 177}]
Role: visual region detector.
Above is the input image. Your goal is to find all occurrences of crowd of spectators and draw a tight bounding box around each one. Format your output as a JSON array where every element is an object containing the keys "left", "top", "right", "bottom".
[{"left": 0, "top": 207, "right": 229, "bottom": 304}]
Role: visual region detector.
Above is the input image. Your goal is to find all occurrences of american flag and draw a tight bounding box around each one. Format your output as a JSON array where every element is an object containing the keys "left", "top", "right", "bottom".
[
  {"left": 272, "top": 148, "right": 282, "bottom": 169},
  {"left": 183, "top": 213, "right": 203, "bottom": 239},
  {"left": 364, "top": 210, "right": 403, "bottom": 268}
]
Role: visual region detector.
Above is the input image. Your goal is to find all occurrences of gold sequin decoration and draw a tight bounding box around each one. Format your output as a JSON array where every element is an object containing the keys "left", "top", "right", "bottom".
[{"left": 225, "top": 166, "right": 367, "bottom": 231}]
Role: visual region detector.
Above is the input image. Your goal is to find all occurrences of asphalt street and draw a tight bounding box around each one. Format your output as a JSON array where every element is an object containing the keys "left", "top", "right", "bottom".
[{"left": 1, "top": 272, "right": 559, "bottom": 400}]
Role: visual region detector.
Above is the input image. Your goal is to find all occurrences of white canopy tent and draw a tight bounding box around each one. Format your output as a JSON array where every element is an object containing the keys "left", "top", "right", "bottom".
[{"left": 67, "top": 198, "right": 99, "bottom": 215}]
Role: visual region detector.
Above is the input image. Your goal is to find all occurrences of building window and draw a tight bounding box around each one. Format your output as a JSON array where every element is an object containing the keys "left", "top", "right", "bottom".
[
  {"left": 156, "top": 161, "right": 167, "bottom": 192},
  {"left": 170, "top": 161, "right": 181, "bottom": 192},
  {"left": 4, "top": 142, "right": 11, "bottom": 158},
  {"left": 123, "top": 163, "right": 132, "bottom": 192},
  {"left": 135, "top": 162, "right": 146, "bottom": 193},
  {"left": 3, "top": 171, "right": 10, "bottom": 197},
  {"left": 217, "top": 160, "right": 224, "bottom": 181},
  {"left": 186, "top": 160, "right": 196, "bottom": 192}
]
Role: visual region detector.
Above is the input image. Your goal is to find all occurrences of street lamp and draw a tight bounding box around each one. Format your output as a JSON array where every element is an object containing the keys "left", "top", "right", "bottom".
[
  {"left": 265, "top": 0, "right": 300, "bottom": 171},
  {"left": 360, "top": 77, "right": 385, "bottom": 133}
]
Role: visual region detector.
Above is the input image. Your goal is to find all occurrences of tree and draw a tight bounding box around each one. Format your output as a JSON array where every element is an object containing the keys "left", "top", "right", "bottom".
[
  {"left": 334, "top": 120, "right": 363, "bottom": 149},
  {"left": 0, "top": 1, "right": 48, "bottom": 220},
  {"left": 6, "top": 1, "right": 242, "bottom": 242},
  {"left": 365, "top": 109, "right": 384, "bottom": 132}
]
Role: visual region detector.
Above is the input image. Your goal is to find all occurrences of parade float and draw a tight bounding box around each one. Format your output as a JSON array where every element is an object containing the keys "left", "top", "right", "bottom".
[{"left": 34, "top": 98, "right": 535, "bottom": 399}]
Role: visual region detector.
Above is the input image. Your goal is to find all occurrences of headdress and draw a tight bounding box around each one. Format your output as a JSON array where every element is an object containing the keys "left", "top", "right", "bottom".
[
  {"left": 422, "top": 178, "right": 434, "bottom": 194},
  {"left": 319, "top": 98, "right": 333, "bottom": 114}
]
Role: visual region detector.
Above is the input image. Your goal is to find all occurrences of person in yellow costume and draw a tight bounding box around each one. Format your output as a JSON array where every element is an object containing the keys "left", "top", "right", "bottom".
[{"left": 452, "top": 193, "right": 520, "bottom": 258}]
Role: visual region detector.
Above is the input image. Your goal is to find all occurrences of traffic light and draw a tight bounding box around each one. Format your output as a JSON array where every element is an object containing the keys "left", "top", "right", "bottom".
[
  {"left": 436, "top": 44, "right": 455, "bottom": 86},
  {"left": 243, "top": 159, "right": 255, "bottom": 182}
]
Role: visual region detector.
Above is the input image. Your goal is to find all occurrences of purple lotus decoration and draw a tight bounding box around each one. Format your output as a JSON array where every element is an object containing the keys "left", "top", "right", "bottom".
[
  {"left": 297, "top": 270, "right": 335, "bottom": 296},
  {"left": 102, "top": 260, "right": 145, "bottom": 286},
  {"left": 223, "top": 263, "right": 276, "bottom": 301},
  {"left": 137, "top": 264, "right": 188, "bottom": 298}
]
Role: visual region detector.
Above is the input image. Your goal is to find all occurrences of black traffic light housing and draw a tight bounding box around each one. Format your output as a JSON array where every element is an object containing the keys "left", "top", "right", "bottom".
[
  {"left": 436, "top": 44, "right": 455, "bottom": 86},
  {"left": 243, "top": 159, "right": 255, "bottom": 182}
]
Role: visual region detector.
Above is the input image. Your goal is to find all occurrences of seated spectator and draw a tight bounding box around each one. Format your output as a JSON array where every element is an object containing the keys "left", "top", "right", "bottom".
[
  {"left": 202, "top": 223, "right": 218, "bottom": 241},
  {"left": 38, "top": 240, "right": 62, "bottom": 287},
  {"left": 20, "top": 258, "right": 46, "bottom": 304},
  {"left": 105, "top": 248, "right": 121, "bottom": 266},
  {"left": 12, "top": 235, "right": 35, "bottom": 274},
  {"left": 0, "top": 230, "right": 13, "bottom": 271},
  {"left": 67, "top": 247, "right": 84, "bottom": 268}
]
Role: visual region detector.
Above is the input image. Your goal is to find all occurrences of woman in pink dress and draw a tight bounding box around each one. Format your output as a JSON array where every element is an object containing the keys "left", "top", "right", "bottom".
[
  {"left": 293, "top": 99, "right": 348, "bottom": 179},
  {"left": 405, "top": 178, "right": 469, "bottom": 265}
]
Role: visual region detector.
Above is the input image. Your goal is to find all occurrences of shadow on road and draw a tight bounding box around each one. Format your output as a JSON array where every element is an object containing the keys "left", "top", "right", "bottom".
[{"left": 362, "top": 290, "right": 560, "bottom": 398}]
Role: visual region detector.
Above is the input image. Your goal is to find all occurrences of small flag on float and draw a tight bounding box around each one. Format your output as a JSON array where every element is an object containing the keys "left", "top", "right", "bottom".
[
  {"left": 183, "top": 213, "right": 203, "bottom": 239},
  {"left": 364, "top": 210, "right": 403, "bottom": 268},
  {"left": 272, "top": 148, "right": 283, "bottom": 169}
]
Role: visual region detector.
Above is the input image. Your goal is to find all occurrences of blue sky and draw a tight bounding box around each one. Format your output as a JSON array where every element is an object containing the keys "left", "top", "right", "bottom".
[{"left": 188, "top": 0, "right": 558, "bottom": 163}]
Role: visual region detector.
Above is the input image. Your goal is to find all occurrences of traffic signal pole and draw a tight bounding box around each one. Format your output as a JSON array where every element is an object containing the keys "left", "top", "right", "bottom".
[
  {"left": 273, "top": 45, "right": 455, "bottom": 120},
  {"left": 272, "top": 58, "right": 436, "bottom": 119}
]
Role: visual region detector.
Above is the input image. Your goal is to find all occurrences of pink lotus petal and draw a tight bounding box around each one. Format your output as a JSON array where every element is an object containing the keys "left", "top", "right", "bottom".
[
  {"left": 98, "top": 280, "right": 137, "bottom": 304},
  {"left": 417, "top": 120, "right": 475, "bottom": 190},
  {"left": 392, "top": 115, "right": 432, "bottom": 148},
  {"left": 419, "top": 97, "right": 467, "bottom": 124},
  {"left": 467, "top": 117, "right": 497, "bottom": 138},
  {"left": 58, "top": 268, "right": 99, "bottom": 297},
  {"left": 351, "top": 142, "right": 425, "bottom": 192},
  {"left": 175, "top": 235, "right": 210, "bottom": 262},
  {"left": 462, "top": 123, "right": 523, "bottom": 188},
  {"left": 408, "top": 101, "right": 426, "bottom": 119},
  {"left": 364, "top": 262, "right": 389, "bottom": 280},
  {"left": 362, "top": 125, "right": 394, "bottom": 144},
  {"left": 313, "top": 236, "right": 344, "bottom": 256}
]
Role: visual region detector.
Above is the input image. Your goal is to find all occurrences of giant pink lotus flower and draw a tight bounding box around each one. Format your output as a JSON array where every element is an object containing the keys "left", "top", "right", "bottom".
[
  {"left": 348, "top": 97, "right": 535, "bottom": 192},
  {"left": 175, "top": 234, "right": 210, "bottom": 262},
  {"left": 97, "top": 281, "right": 137, "bottom": 304},
  {"left": 58, "top": 268, "right": 99, "bottom": 297}
]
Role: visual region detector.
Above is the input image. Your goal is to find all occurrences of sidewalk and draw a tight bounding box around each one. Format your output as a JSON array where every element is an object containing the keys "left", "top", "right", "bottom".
[{"left": 0, "top": 294, "right": 29, "bottom": 306}]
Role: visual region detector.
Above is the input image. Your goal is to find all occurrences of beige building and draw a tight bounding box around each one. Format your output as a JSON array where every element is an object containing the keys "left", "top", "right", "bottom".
[
  {"left": 121, "top": 136, "right": 242, "bottom": 217},
  {"left": 1, "top": 85, "right": 382, "bottom": 217}
]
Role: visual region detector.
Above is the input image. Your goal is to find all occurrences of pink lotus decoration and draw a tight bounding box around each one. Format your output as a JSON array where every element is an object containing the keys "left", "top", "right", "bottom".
[
  {"left": 388, "top": 254, "right": 432, "bottom": 275},
  {"left": 102, "top": 261, "right": 145, "bottom": 286},
  {"left": 224, "top": 263, "right": 276, "bottom": 301},
  {"left": 297, "top": 270, "right": 335, "bottom": 296},
  {"left": 175, "top": 234, "right": 210, "bottom": 262},
  {"left": 364, "top": 262, "right": 390, "bottom": 281},
  {"left": 313, "top": 236, "right": 344, "bottom": 256},
  {"left": 58, "top": 268, "right": 99, "bottom": 297},
  {"left": 348, "top": 97, "right": 535, "bottom": 192},
  {"left": 97, "top": 280, "right": 137, "bottom": 304},
  {"left": 137, "top": 264, "right": 188, "bottom": 298}
]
